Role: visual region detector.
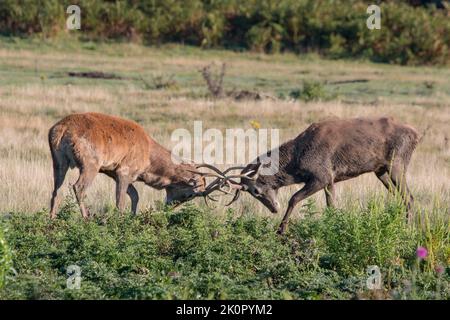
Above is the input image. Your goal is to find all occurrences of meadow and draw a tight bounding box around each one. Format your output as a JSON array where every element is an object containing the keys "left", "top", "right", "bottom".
[{"left": 0, "top": 36, "right": 449, "bottom": 299}]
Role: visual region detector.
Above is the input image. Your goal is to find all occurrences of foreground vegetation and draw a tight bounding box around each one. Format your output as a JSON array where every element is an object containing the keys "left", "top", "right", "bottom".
[{"left": 0, "top": 197, "right": 448, "bottom": 299}]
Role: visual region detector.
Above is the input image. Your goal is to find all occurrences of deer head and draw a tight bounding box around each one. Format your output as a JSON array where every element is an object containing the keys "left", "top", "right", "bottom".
[
  {"left": 225, "top": 163, "right": 281, "bottom": 213},
  {"left": 165, "top": 172, "right": 206, "bottom": 206},
  {"left": 191, "top": 163, "right": 281, "bottom": 213}
]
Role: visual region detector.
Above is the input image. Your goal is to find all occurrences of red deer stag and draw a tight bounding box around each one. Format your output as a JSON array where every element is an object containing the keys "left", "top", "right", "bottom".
[
  {"left": 48, "top": 112, "right": 222, "bottom": 218},
  {"left": 210, "top": 117, "right": 419, "bottom": 234}
]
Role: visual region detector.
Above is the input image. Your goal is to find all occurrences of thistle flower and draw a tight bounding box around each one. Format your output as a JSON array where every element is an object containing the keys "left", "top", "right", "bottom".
[
  {"left": 416, "top": 246, "right": 428, "bottom": 260},
  {"left": 435, "top": 265, "right": 444, "bottom": 275}
]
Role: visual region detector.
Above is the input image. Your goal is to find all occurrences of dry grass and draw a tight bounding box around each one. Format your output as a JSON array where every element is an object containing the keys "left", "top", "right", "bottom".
[{"left": 0, "top": 39, "right": 449, "bottom": 219}]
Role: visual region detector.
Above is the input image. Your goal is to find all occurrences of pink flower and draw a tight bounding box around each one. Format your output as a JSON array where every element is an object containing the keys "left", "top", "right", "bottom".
[
  {"left": 416, "top": 246, "right": 428, "bottom": 260},
  {"left": 435, "top": 265, "right": 444, "bottom": 275}
]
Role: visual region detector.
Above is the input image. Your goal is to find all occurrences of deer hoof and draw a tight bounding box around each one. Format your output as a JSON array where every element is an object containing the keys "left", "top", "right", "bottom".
[{"left": 277, "top": 224, "right": 287, "bottom": 235}]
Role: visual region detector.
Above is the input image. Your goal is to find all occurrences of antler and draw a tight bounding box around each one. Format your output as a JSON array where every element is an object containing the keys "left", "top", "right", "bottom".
[
  {"left": 195, "top": 164, "right": 226, "bottom": 178},
  {"left": 225, "top": 189, "right": 241, "bottom": 206},
  {"left": 190, "top": 164, "right": 250, "bottom": 199},
  {"left": 219, "top": 166, "right": 259, "bottom": 206},
  {"left": 189, "top": 163, "right": 260, "bottom": 206}
]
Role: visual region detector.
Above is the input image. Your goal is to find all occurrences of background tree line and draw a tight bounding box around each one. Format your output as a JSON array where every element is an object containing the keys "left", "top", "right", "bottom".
[{"left": 0, "top": 0, "right": 449, "bottom": 65}]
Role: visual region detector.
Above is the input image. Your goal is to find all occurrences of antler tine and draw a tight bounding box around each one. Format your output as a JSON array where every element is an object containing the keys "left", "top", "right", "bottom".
[
  {"left": 222, "top": 166, "right": 247, "bottom": 175},
  {"left": 203, "top": 196, "right": 215, "bottom": 209},
  {"left": 206, "top": 194, "right": 219, "bottom": 202},
  {"left": 218, "top": 187, "right": 233, "bottom": 195},
  {"left": 224, "top": 172, "right": 254, "bottom": 179},
  {"left": 221, "top": 166, "right": 257, "bottom": 179},
  {"left": 199, "top": 179, "right": 225, "bottom": 197},
  {"left": 198, "top": 164, "right": 239, "bottom": 191},
  {"left": 187, "top": 169, "right": 223, "bottom": 179},
  {"left": 225, "top": 189, "right": 241, "bottom": 206},
  {"left": 219, "top": 181, "right": 234, "bottom": 194},
  {"left": 206, "top": 177, "right": 221, "bottom": 190},
  {"left": 199, "top": 175, "right": 237, "bottom": 197},
  {"left": 207, "top": 170, "right": 255, "bottom": 188},
  {"left": 193, "top": 164, "right": 253, "bottom": 203},
  {"left": 195, "top": 163, "right": 226, "bottom": 177}
]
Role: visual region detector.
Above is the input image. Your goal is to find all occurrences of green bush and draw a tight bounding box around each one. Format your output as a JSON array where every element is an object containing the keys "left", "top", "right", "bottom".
[
  {"left": 358, "top": 2, "right": 450, "bottom": 65},
  {"left": 0, "top": 200, "right": 448, "bottom": 299},
  {"left": 0, "top": 0, "right": 448, "bottom": 65},
  {"left": 318, "top": 200, "right": 415, "bottom": 276},
  {"left": 289, "top": 80, "right": 333, "bottom": 102}
]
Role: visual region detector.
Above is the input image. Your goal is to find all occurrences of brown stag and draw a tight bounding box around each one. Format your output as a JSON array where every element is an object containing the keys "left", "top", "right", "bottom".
[
  {"left": 209, "top": 117, "right": 420, "bottom": 235},
  {"left": 48, "top": 112, "right": 224, "bottom": 218}
]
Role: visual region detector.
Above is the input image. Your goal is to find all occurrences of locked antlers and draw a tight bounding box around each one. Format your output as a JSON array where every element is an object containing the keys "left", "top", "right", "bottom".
[{"left": 189, "top": 164, "right": 258, "bottom": 206}]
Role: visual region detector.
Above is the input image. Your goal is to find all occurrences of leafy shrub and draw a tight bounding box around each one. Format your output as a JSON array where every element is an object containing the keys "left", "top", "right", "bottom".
[
  {"left": 358, "top": 2, "right": 450, "bottom": 65},
  {"left": 0, "top": 0, "right": 448, "bottom": 65},
  {"left": 289, "top": 80, "right": 332, "bottom": 102},
  {"left": 318, "top": 200, "right": 415, "bottom": 276},
  {"left": 0, "top": 201, "right": 448, "bottom": 299}
]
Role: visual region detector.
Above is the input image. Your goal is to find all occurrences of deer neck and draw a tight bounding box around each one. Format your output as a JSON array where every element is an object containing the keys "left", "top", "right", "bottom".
[
  {"left": 140, "top": 143, "right": 193, "bottom": 189},
  {"left": 259, "top": 140, "right": 297, "bottom": 189}
]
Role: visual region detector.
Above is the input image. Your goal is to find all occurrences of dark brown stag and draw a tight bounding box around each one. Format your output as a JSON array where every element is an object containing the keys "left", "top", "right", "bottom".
[
  {"left": 210, "top": 117, "right": 420, "bottom": 234},
  {"left": 48, "top": 112, "right": 225, "bottom": 218}
]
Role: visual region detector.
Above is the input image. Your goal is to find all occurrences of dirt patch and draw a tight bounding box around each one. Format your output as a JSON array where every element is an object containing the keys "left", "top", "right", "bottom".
[
  {"left": 228, "top": 89, "right": 277, "bottom": 101},
  {"left": 67, "top": 71, "right": 124, "bottom": 80},
  {"left": 328, "top": 79, "right": 369, "bottom": 85}
]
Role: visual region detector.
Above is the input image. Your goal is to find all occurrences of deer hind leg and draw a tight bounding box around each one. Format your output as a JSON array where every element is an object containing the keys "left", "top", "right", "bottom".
[
  {"left": 389, "top": 166, "right": 414, "bottom": 223},
  {"left": 73, "top": 165, "right": 98, "bottom": 219},
  {"left": 376, "top": 167, "right": 414, "bottom": 223},
  {"left": 278, "top": 180, "right": 325, "bottom": 235},
  {"left": 127, "top": 184, "right": 139, "bottom": 214},
  {"left": 50, "top": 155, "right": 69, "bottom": 219},
  {"left": 324, "top": 183, "right": 336, "bottom": 208}
]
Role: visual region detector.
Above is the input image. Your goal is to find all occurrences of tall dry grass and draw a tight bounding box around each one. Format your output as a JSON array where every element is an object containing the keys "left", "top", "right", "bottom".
[
  {"left": 0, "top": 41, "right": 449, "bottom": 219},
  {"left": 0, "top": 83, "right": 448, "bottom": 218}
]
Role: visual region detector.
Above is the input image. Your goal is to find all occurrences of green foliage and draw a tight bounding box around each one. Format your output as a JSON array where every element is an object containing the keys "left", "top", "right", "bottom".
[
  {"left": 0, "top": 200, "right": 448, "bottom": 299},
  {"left": 289, "top": 80, "right": 333, "bottom": 102},
  {"left": 0, "top": 0, "right": 448, "bottom": 65},
  {"left": 0, "top": 225, "right": 12, "bottom": 289},
  {"left": 318, "top": 201, "right": 414, "bottom": 276},
  {"left": 359, "top": 2, "right": 450, "bottom": 65}
]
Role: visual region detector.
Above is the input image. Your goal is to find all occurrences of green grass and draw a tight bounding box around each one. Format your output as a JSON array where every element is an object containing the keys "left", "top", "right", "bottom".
[
  {"left": 0, "top": 225, "right": 12, "bottom": 290},
  {"left": 1, "top": 35, "right": 450, "bottom": 106},
  {"left": 0, "top": 197, "right": 448, "bottom": 300}
]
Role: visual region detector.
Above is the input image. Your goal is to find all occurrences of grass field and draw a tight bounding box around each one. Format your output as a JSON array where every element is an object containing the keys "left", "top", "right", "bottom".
[{"left": 0, "top": 36, "right": 449, "bottom": 299}]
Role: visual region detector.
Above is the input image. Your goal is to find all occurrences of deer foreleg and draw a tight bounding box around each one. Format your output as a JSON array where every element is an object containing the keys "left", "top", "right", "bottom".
[{"left": 278, "top": 181, "right": 324, "bottom": 235}]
